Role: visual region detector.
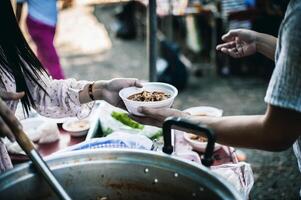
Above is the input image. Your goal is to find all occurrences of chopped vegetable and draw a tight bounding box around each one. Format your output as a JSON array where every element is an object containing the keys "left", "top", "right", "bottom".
[
  {"left": 102, "top": 127, "right": 113, "bottom": 137},
  {"left": 150, "top": 130, "right": 163, "bottom": 140},
  {"left": 111, "top": 111, "right": 144, "bottom": 130}
]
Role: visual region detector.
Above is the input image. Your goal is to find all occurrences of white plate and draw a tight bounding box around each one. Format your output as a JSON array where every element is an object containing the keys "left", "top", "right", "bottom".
[{"left": 62, "top": 118, "right": 90, "bottom": 137}]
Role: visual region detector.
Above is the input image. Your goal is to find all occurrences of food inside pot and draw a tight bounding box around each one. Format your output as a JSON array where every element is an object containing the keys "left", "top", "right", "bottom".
[{"left": 127, "top": 91, "right": 170, "bottom": 102}]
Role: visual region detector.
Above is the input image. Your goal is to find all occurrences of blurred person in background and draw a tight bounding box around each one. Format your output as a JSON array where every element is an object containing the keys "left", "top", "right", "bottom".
[
  {"left": 0, "top": 0, "right": 141, "bottom": 172},
  {"left": 16, "top": 0, "right": 65, "bottom": 79},
  {"left": 133, "top": 0, "right": 301, "bottom": 197}
]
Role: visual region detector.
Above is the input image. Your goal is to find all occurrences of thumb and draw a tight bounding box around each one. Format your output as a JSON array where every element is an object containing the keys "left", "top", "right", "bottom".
[
  {"left": 0, "top": 91, "right": 25, "bottom": 101},
  {"left": 222, "top": 30, "right": 240, "bottom": 42}
]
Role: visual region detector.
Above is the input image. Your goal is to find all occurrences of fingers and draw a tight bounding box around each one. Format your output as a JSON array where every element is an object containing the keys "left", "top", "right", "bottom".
[
  {"left": 129, "top": 107, "right": 190, "bottom": 128},
  {"left": 221, "top": 29, "right": 240, "bottom": 42},
  {"left": 116, "top": 100, "right": 127, "bottom": 110},
  {"left": 0, "top": 116, "right": 15, "bottom": 142},
  {"left": 216, "top": 41, "right": 236, "bottom": 51},
  {"left": 0, "top": 91, "right": 25, "bottom": 101},
  {"left": 226, "top": 48, "right": 241, "bottom": 58},
  {"left": 117, "top": 78, "right": 143, "bottom": 88},
  {"left": 133, "top": 79, "right": 143, "bottom": 88},
  {"left": 218, "top": 44, "right": 244, "bottom": 58},
  {"left": 138, "top": 107, "right": 159, "bottom": 118},
  {"left": 218, "top": 47, "right": 237, "bottom": 58},
  {"left": 129, "top": 115, "right": 162, "bottom": 127}
]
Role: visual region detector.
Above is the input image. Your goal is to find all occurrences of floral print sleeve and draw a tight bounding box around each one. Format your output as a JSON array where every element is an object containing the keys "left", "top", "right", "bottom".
[{"left": 26, "top": 74, "right": 94, "bottom": 119}]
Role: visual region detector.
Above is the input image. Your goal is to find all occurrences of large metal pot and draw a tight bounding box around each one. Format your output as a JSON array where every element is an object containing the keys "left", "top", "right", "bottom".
[{"left": 0, "top": 117, "right": 243, "bottom": 200}]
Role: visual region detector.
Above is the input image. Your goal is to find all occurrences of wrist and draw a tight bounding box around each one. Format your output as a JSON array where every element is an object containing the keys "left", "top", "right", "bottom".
[
  {"left": 79, "top": 83, "right": 91, "bottom": 104},
  {"left": 93, "top": 80, "right": 108, "bottom": 100},
  {"left": 254, "top": 32, "right": 261, "bottom": 53},
  {"left": 255, "top": 32, "right": 267, "bottom": 55}
]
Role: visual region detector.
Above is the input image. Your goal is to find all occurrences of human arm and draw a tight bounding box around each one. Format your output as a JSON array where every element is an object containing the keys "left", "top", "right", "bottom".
[
  {"left": 216, "top": 29, "right": 277, "bottom": 60},
  {"left": 133, "top": 104, "right": 301, "bottom": 152},
  {"left": 134, "top": 13, "right": 301, "bottom": 152},
  {"left": 78, "top": 78, "right": 141, "bottom": 108},
  {"left": 256, "top": 32, "right": 278, "bottom": 60},
  {"left": 27, "top": 75, "right": 141, "bottom": 118}
]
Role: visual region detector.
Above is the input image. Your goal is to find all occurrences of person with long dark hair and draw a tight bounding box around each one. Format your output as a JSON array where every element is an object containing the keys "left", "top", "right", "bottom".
[{"left": 0, "top": 0, "right": 141, "bottom": 172}]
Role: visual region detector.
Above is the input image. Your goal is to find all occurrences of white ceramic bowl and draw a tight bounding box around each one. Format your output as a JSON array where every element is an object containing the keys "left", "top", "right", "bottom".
[
  {"left": 182, "top": 106, "right": 223, "bottom": 152},
  {"left": 183, "top": 133, "right": 222, "bottom": 152},
  {"left": 184, "top": 106, "right": 223, "bottom": 117},
  {"left": 119, "top": 82, "right": 178, "bottom": 116},
  {"left": 62, "top": 118, "right": 90, "bottom": 137}
]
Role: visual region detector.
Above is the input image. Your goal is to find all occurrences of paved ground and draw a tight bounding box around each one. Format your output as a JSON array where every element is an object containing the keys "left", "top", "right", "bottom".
[{"left": 56, "top": 5, "right": 301, "bottom": 199}]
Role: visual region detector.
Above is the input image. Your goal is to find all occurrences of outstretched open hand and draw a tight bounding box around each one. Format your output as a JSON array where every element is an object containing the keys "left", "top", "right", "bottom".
[{"left": 216, "top": 29, "right": 257, "bottom": 58}]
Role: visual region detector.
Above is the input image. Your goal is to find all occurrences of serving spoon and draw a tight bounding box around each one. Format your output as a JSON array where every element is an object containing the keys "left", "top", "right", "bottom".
[{"left": 13, "top": 127, "right": 72, "bottom": 200}]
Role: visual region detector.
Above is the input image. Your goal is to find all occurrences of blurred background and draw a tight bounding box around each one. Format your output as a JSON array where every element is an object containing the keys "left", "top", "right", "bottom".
[{"left": 16, "top": 0, "right": 300, "bottom": 199}]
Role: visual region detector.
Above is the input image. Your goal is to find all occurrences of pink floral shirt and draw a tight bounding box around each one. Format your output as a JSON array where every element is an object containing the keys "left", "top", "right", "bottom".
[{"left": 0, "top": 71, "right": 94, "bottom": 172}]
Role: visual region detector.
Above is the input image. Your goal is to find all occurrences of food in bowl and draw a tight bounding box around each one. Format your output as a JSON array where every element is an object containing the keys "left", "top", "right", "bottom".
[
  {"left": 62, "top": 119, "right": 90, "bottom": 137},
  {"left": 127, "top": 91, "right": 170, "bottom": 102},
  {"left": 119, "top": 82, "right": 178, "bottom": 116}
]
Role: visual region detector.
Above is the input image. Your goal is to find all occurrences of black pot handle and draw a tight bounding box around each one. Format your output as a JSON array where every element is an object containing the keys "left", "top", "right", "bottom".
[{"left": 162, "top": 116, "right": 216, "bottom": 167}]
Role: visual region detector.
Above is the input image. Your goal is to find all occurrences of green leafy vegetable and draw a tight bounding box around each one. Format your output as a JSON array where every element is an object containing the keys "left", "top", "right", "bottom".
[
  {"left": 111, "top": 111, "right": 144, "bottom": 130},
  {"left": 150, "top": 130, "right": 163, "bottom": 140}
]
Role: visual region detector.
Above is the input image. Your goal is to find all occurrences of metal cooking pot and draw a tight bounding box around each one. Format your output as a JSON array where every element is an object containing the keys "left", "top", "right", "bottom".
[{"left": 0, "top": 117, "right": 243, "bottom": 200}]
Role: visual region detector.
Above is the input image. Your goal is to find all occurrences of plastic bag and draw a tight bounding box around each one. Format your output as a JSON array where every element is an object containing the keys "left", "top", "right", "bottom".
[
  {"left": 58, "top": 131, "right": 153, "bottom": 153},
  {"left": 98, "top": 102, "right": 161, "bottom": 138},
  {"left": 211, "top": 162, "right": 254, "bottom": 200}
]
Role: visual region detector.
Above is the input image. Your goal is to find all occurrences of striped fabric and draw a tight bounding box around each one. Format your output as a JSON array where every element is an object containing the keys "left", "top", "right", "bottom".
[{"left": 264, "top": 0, "right": 301, "bottom": 196}]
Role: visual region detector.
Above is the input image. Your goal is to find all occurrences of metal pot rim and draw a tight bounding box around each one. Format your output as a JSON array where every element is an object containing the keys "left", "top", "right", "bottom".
[{"left": 0, "top": 149, "right": 242, "bottom": 200}]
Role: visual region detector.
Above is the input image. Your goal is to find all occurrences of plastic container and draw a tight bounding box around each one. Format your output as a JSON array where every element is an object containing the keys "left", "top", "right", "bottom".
[{"left": 119, "top": 82, "right": 178, "bottom": 116}]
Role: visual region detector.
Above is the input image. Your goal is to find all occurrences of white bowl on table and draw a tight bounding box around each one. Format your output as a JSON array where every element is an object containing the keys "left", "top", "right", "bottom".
[
  {"left": 119, "top": 82, "right": 178, "bottom": 116},
  {"left": 183, "top": 106, "right": 223, "bottom": 152},
  {"left": 62, "top": 118, "right": 90, "bottom": 137}
]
